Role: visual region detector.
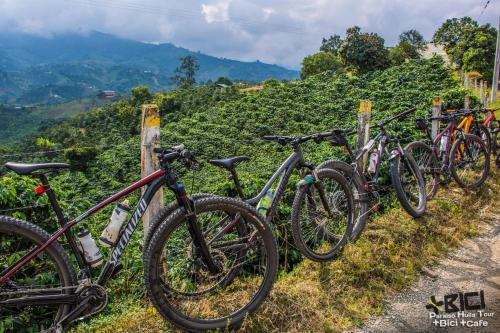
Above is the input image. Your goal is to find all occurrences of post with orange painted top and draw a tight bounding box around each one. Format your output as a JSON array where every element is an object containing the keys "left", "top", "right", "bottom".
[
  {"left": 141, "top": 104, "right": 163, "bottom": 237},
  {"left": 431, "top": 97, "right": 442, "bottom": 140},
  {"left": 356, "top": 100, "right": 372, "bottom": 170}
]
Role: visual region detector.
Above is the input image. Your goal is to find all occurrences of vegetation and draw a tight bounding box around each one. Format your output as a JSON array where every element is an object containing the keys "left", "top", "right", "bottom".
[
  {"left": 433, "top": 16, "right": 497, "bottom": 79},
  {"left": 300, "top": 51, "right": 344, "bottom": 79},
  {"left": 172, "top": 56, "right": 200, "bottom": 87}
]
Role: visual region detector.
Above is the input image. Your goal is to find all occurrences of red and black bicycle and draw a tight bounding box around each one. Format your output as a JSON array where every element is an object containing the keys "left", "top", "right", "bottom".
[{"left": 0, "top": 145, "right": 278, "bottom": 332}]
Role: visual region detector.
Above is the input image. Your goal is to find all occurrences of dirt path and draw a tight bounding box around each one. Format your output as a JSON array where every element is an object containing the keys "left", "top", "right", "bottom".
[{"left": 353, "top": 215, "right": 500, "bottom": 333}]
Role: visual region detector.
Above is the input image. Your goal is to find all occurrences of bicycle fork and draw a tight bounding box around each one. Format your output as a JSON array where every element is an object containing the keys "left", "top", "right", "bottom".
[{"left": 175, "top": 185, "right": 220, "bottom": 274}]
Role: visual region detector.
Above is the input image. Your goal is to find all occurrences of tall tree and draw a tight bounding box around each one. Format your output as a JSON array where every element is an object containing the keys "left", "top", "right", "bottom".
[
  {"left": 320, "top": 35, "right": 342, "bottom": 54},
  {"left": 301, "top": 51, "right": 344, "bottom": 79},
  {"left": 433, "top": 16, "right": 496, "bottom": 78},
  {"left": 390, "top": 29, "right": 426, "bottom": 65},
  {"left": 338, "top": 26, "right": 389, "bottom": 73},
  {"left": 172, "top": 56, "right": 199, "bottom": 87}
]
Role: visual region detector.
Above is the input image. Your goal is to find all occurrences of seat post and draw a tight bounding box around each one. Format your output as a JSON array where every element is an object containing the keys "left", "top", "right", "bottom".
[
  {"left": 38, "top": 173, "right": 89, "bottom": 272},
  {"left": 38, "top": 174, "right": 67, "bottom": 226},
  {"left": 229, "top": 169, "right": 245, "bottom": 199}
]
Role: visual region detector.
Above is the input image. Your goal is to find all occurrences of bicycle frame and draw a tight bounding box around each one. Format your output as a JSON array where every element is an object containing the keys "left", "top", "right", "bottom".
[
  {"left": 0, "top": 168, "right": 168, "bottom": 288},
  {"left": 241, "top": 145, "right": 313, "bottom": 224}
]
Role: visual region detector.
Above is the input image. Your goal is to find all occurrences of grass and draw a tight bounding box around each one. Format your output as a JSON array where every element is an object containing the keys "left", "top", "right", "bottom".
[{"left": 72, "top": 167, "right": 499, "bottom": 333}]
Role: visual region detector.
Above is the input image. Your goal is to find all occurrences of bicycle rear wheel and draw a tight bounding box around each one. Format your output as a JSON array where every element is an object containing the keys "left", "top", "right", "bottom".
[
  {"left": 0, "top": 216, "right": 76, "bottom": 332},
  {"left": 143, "top": 196, "right": 278, "bottom": 332},
  {"left": 405, "top": 141, "right": 439, "bottom": 200},
  {"left": 390, "top": 152, "right": 427, "bottom": 217},
  {"left": 450, "top": 134, "right": 490, "bottom": 189},
  {"left": 317, "top": 160, "right": 368, "bottom": 240},
  {"left": 291, "top": 169, "right": 354, "bottom": 262}
]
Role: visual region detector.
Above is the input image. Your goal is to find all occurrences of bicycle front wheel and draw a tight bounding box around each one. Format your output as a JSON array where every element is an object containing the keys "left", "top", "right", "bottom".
[
  {"left": 0, "top": 216, "right": 77, "bottom": 332},
  {"left": 450, "top": 134, "right": 490, "bottom": 189},
  {"left": 291, "top": 169, "right": 354, "bottom": 262},
  {"left": 143, "top": 196, "right": 278, "bottom": 332}
]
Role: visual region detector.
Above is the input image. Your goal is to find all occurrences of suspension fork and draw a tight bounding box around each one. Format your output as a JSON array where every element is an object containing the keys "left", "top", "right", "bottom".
[
  {"left": 301, "top": 161, "right": 334, "bottom": 218},
  {"left": 175, "top": 185, "right": 220, "bottom": 274}
]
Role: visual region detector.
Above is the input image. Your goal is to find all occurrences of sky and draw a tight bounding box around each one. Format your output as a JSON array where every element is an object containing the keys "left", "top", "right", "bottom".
[{"left": 0, "top": 0, "right": 498, "bottom": 69}]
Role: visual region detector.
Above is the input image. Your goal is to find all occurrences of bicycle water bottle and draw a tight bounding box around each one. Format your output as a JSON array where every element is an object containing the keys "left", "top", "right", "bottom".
[
  {"left": 256, "top": 189, "right": 273, "bottom": 217},
  {"left": 100, "top": 200, "right": 130, "bottom": 247},
  {"left": 77, "top": 227, "right": 103, "bottom": 267},
  {"left": 297, "top": 174, "right": 315, "bottom": 187},
  {"left": 440, "top": 134, "right": 449, "bottom": 151},
  {"left": 367, "top": 149, "right": 379, "bottom": 173}
]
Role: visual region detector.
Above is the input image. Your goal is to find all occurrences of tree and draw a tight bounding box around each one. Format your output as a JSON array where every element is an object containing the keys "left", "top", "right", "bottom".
[
  {"left": 300, "top": 51, "right": 344, "bottom": 79},
  {"left": 320, "top": 35, "right": 342, "bottom": 54},
  {"left": 390, "top": 29, "right": 426, "bottom": 65},
  {"left": 172, "top": 56, "right": 199, "bottom": 87},
  {"left": 338, "top": 26, "right": 389, "bottom": 73},
  {"left": 399, "top": 29, "right": 426, "bottom": 52},
  {"left": 433, "top": 17, "right": 496, "bottom": 78},
  {"left": 130, "top": 85, "right": 152, "bottom": 105}
]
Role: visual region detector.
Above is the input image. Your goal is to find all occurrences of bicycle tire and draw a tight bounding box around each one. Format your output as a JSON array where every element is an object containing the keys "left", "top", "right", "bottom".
[
  {"left": 291, "top": 168, "right": 354, "bottom": 262},
  {"left": 143, "top": 196, "right": 278, "bottom": 332},
  {"left": 450, "top": 134, "right": 490, "bottom": 189},
  {"left": 0, "top": 216, "right": 76, "bottom": 332},
  {"left": 390, "top": 152, "right": 427, "bottom": 218},
  {"left": 470, "top": 124, "right": 491, "bottom": 154},
  {"left": 404, "top": 141, "right": 439, "bottom": 200},
  {"left": 144, "top": 193, "right": 214, "bottom": 249},
  {"left": 317, "top": 160, "right": 369, "bottom": 240}
]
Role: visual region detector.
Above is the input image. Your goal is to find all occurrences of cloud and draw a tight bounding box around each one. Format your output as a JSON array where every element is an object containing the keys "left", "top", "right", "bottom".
[
  {"left": 202, "top": 0, "right": 231, "bottom": 23},
  {"left": 0, "top": 0, "right": 498, "bottom": 69}
]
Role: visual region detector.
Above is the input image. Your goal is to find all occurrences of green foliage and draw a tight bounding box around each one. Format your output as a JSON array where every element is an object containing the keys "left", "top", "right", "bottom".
[
  {"left": 389, "top": 30, "right": 426, "bottom": 66},
  {"left": 433, "top": 16, "right": 497, "bottom": 79},
  {"left": 301, "top": 52, "right": 344, "bottom": 79},
  {"left": 130, "top": 85, "right": 152, "bottom": 106},
  {"left": 320, "top": 35, "right": 342, "bottom": 53},
  {"left": 172, "top": 56, "right": 200, "bottom": 87},
  {"left": 338, "top": 26, "right": 390, "bottom": 73}
]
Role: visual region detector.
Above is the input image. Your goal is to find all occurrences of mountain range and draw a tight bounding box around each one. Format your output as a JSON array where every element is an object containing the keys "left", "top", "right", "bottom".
[{"left": 0, "top": 31, "right": 299, "bottom": 104}]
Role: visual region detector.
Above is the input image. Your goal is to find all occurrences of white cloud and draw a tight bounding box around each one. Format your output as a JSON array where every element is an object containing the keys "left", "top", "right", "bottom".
[
  {"left": 202, "top": 0, "right": 231, "bottom": 23},
  {"left": 0, "top": 0, "right": 498, "bottom": 69}
]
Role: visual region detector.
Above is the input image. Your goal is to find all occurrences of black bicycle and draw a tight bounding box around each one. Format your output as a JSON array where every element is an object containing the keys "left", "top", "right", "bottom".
[
  {"left": 0, "top": 145, "right": 278, "bottom": 332},
  {"left": 206, "top": 132, "right": 354, "bottom": 262},
  {"left": 318, "top": 108, "right": 427, "bottom": 239}
]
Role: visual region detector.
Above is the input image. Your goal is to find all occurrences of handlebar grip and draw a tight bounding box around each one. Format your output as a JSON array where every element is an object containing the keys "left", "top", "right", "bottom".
[{"left": 262, "top": 135, "right": 277, "bottom": 141}]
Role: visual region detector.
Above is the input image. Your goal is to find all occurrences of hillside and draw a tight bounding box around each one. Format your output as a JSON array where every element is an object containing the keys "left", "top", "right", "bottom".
[
  {"left": 0, "top": 31, "right": 299, "bottom": 104},
  {"left": 0, "top": 57, "right": 475, "bottom": 332}
]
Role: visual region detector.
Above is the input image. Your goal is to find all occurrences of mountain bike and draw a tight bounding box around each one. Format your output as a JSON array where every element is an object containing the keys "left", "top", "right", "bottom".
[
  {"left": 445, "top": 108, "right": 492, "bottom": 154},
  {"left": 0, "top": 145, "right": 278, "bottom": 333},
  {"left": 318, "top": 108, "right": 427, "bottom": 239},
  {"left": 207, "top": 133, "right": 354, "bottom": 262},
  {"left": 405, "top": 112, "right": 490, "bottom": 200}
]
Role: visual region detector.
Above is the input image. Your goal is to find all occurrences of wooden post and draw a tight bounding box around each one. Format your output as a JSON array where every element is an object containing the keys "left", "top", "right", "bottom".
[
  {"left": 484, "top": 81, "right": 489, "bottom": 107},
  {"left": 141, "top": 104, "right": 163, "bottom": 237},
  {"left": 431, "top": 97, "right": 442, "bottom": 140},
  {"left": 474, "top": 78, "right": 478, "bottom": 96},
  {"left": 492, "top": 16, "right": 500, "bottom": 103},
  {"left": 356, "top": 100, "right": 372, "bottom": 170},
  {"left": 464, "top": 95, "right": 470, "bottom": 110},
  {"left": 464, "top": 75, "right": 469, "bottom": 90},
  {"left": 480, "top": 80, "right": 484, "bottom": 106}
]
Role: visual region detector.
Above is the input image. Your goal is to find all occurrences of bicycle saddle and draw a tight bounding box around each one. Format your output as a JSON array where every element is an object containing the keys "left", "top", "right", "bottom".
[
  {"left": 4, "top": 162, "right": 70, "bottom": 175},
  {"left": 208, "top": 156, "right": 249, "bottom": 170}
]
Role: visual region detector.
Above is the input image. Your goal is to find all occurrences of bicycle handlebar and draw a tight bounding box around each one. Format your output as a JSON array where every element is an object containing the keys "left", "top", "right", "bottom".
[
  {"left": 154, "top": 145, "right": 198, "bottom": 165},
  {"left": 376, "top": 107, "right": 417, "bottom": 128}
]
